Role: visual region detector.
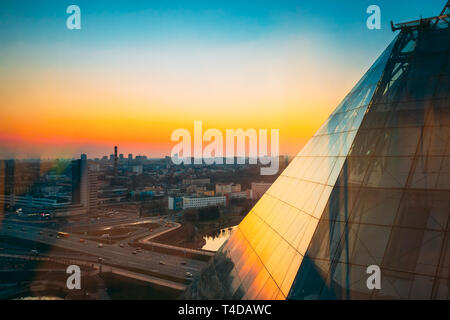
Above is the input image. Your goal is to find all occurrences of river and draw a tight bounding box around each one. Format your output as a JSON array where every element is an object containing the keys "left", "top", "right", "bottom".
[{"left": 201, "top": 226, "right": 237, "bottom": 251}]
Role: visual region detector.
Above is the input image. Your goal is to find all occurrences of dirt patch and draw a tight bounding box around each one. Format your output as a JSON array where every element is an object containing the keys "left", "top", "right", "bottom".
[
  {"left": 132, "top": 222, "right": 160, "bottom": 229},
  {"left": 76, "top": 223, "right": 160, "bottom": 238},
  {"left": 151, "top": 223, "right": 206, "bottom": 250},
  {"left": 79, "top": 227, "right": 138, "bottom": 237}
]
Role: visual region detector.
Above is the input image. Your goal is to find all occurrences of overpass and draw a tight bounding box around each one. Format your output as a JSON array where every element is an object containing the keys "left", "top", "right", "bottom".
[{"left": 0, "top": 222, "right": 205, "bottom": 289}]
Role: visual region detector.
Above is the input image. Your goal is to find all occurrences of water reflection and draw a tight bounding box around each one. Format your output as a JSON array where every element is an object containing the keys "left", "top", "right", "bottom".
[{"left": 202, "top": 226, "right": 236, "bottom": 251}]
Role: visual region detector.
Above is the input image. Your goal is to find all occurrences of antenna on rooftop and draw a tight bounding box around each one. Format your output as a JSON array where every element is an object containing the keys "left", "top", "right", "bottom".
[
  {"left": 440, "top": 0, "right": 450, "bottom": 16},
  {"left": 391, "top": 1, "right": 450, "bottom": 31}
]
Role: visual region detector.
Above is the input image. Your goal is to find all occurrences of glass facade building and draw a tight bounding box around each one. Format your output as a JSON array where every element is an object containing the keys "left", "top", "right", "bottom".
[{"left": 184, "top": 8, "right": 450, "bottom": 300}]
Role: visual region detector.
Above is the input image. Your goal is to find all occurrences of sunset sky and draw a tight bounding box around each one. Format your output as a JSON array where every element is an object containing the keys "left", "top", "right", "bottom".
[{"left": 0, "top": 0, "right": 444, "bottom": 159}]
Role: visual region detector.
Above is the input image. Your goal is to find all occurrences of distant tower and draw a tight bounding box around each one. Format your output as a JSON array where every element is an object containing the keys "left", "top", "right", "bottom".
[{"left": 114, "top": 146, "right": 118, "bottom": 177}]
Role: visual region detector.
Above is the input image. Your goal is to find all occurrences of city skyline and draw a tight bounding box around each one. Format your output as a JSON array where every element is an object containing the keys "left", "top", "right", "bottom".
[{"left": 0, "top": 0, "right": 448, "bottom": 303}]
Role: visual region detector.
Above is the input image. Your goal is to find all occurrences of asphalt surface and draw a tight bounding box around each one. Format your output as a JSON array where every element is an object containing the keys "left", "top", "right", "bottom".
[{"left": 0, "top": 218, "right": 207, "bottom": 283}]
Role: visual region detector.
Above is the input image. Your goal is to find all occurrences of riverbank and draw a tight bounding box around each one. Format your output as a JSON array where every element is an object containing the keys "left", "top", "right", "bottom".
[{"left": 152, "top": 214, "right": 242, "bottom": 251}]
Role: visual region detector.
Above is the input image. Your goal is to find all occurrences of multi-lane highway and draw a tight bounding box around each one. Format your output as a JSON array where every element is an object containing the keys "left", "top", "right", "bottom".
[{"left": 0, "top": 218, "right": 208, "bottom": 286}]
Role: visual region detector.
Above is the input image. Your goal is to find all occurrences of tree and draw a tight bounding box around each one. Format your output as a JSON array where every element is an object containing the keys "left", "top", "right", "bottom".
[{"left": 198, "top": 206, "right": 220, "bottom": 221}]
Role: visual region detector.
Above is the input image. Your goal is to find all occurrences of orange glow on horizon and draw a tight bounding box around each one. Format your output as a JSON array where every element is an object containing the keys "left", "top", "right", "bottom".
[{"left": 0, "top": 36, "right": 365, "bottom": 159}]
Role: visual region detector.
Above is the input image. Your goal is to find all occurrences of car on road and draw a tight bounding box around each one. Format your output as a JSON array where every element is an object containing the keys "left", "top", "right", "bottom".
[
  {"left": 98, "top": 257, "right": 104, "bottom": 263},
  {"left": 119, "top": 243, "right": 124, "bottom": 248},
  {"left": 159, "top": 261, "right": 165, "bottom": 265},
  {"left": 98, "top": 243, "right": 103, "bottom": 248},
  {"left": 132, "top": 250, "right": 138, "bottom": 255},
  {"left": 79, "top": 239, "right": 85, "bottom": 243},
  {"left": 180, "top": 261, "right": 187, "bottom": 265},
  {"left": 185, "top": 272, "right": 193, "bottom": 278},
  {"left": 31, "top": 250, "right": 39, "bottom": 255},
  {"left": 7, "top": 226, "right": 12, "bottom": 230}
]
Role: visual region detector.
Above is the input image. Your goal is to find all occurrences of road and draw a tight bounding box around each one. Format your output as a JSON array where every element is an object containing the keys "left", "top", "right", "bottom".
[
  {"left": 0, "top": 220, "right": 208, "bottom": 284},
  {"left": 138, "top": 223, "right": 215, "bottom": 257},
  {"left": 0, "top": 252, "right": 186, "bottom": 291}
]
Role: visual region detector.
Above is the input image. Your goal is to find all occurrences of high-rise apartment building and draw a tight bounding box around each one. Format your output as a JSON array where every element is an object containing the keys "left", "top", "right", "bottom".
[{"left": 71, "top": 154, "right": 98, "bottom": 211}]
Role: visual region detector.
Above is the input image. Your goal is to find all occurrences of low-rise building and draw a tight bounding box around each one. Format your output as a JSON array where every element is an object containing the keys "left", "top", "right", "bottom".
[
  {"left": 251, "top": 182, "right": 272, "bottom": 199},
  {"left": 197, "top": 190, "right": 215, "bottom": 197},
  {"left": 168, "top": 196, "right": 183, "bottom": 210},
  {"left": 215, "top": 183, "right": 241, "bottom": 195},
  {"left": 228, "top": 190, "right": 251, "bottom": 200},
  {"left": 182, "top": 178, "right": 210, "bottom": 186},
  {"left": 131, "top": 165, "right": 143, "bottom": 174},
  {"left": 182, "top": 196, "right": 226, "bottom": 209}
]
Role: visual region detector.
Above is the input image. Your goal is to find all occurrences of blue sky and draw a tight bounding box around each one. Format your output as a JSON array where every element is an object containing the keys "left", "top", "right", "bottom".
[
  {"left": 1, "top": 0, "right": 445, "bottom": 45},
  {"left": 0, "top": 0, "right": 447, "bottom": 158},
  {"left": 1, "top": 0, "right": 445, "bottom": 80}
]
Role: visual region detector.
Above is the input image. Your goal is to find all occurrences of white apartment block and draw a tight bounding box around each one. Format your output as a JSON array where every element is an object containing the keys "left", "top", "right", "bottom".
[{"left": 182, "top": 196, "right": 227, "bottom": 209}]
